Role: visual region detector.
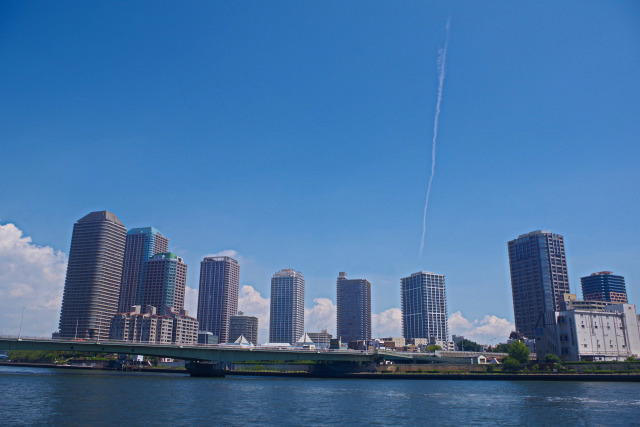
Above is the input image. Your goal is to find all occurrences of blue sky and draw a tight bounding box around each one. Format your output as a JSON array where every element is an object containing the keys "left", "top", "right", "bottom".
[{"left": 1, "top": 1, "right": 639, "bottom": 342}]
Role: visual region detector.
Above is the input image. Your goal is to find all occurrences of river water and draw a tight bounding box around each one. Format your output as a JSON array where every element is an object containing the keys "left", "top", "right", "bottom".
[{"left": 1, "top": 366, "right": 639, "bottom": 426}]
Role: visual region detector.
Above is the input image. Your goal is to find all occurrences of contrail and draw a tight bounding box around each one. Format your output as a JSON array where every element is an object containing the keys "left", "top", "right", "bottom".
[{"left": 420, "top": 18, "right": 450, "bottom": 257}]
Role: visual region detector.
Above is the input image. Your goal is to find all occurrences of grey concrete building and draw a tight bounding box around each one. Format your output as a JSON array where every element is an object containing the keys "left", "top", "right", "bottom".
[
  {"left": 508, "top": 230, "right": 570, "bottom": 338},
  {"left": 269, "top": 269, "right": 305, "bottom": 344},
  {"left": 401, "top": 271, "right": 448, "bottom": 342},
  {"left": 59, "top": 211, "right": 126, "bottom": 341},
  {"left": 307, "top": 330, "right": 332, "bottom": 349},
  {"left": 118, "top": 227, "right": 168, "bottom": 313},
  {"left": 228, "top": 311, "right": 259, "bottom": 345},
  {"left": 336, "top": 272, "right": 371, "bottom": 342},
  {"left": 197, "top": 256, "right": 240, "bottom": 344}
]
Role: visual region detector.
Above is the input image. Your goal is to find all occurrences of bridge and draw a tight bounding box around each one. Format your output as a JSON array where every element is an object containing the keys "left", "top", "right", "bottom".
[
  {"left": 0, "top": 338, "right": 378, "bottom": 363},
  {"left": 0, "top": 337, "right": 489, "bottom": 376}
]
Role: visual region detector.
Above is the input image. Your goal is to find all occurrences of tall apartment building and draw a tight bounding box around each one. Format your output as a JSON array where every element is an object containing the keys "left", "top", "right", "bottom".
[
  {"left": 197, "top": 256, "right": 240, "bottom": 344},
  {"left": 140, "top": 253, "right": 187, "bottom": 315},
  {"left": 118, "top": 227, "right": 168, "bottom": 313},
  {"left": 59, "top": 211, "right": 126, "bottom": 340},
  {"left": 336, "top": 272, "right": 371, "bottom": 342},
  {"left": 269, "top": 269, "right": 305, "bottom": 344},
  {"left": 508, "top": 230, "right": 570, "bottom": 338},
  {"left": 228, "top": 311, "right": 259, "bottom": 345},
  {"left": 401, "top": 271, "right": 448, "bottom": 341},
  {"left": 581, "top": 271, "right": 628, "bottom": 303}
]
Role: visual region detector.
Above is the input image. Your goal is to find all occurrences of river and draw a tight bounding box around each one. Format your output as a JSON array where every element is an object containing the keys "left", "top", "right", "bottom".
[{"left": 1, "top": 366, "right": 638, "bottom": 425}]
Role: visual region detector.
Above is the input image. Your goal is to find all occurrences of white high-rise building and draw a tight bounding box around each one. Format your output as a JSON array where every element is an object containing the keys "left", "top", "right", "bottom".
[
  {"left": 401, "top": 271, "right": 448, "bottom": 342},
  {"left": 269, "top": 269, "right": 305, "bottom": 344}
]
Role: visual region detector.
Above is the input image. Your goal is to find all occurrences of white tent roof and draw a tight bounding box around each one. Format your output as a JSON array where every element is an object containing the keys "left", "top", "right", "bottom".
[{"left": 297, "top": 333, "right": 314, "bottom": 344}]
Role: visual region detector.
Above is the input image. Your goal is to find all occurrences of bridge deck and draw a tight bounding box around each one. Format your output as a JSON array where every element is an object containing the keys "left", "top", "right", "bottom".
[{"left": 0, "top": 338, "right": 377, "bottom": 363}]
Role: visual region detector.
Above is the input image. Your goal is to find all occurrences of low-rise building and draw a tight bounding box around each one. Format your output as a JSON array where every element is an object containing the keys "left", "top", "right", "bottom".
[
  {"left": 110, "top": 305, "right": 198, "bottom": 345},
  {"left": 307, "top": 330, "right": 332, "bottom": 349},
  {"left": 539, "top": 303, "right": 640, "bottom": 361}
]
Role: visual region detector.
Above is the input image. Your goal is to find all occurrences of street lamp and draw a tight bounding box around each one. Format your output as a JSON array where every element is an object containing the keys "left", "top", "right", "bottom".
[{"left": 18, "top": 306, "right": 25, "bottom": 339}]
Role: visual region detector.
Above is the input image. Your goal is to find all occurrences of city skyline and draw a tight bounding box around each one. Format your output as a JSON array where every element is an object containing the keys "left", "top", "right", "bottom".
[{"left": 1, "top": 2, "right": 638, "bottom": 343}]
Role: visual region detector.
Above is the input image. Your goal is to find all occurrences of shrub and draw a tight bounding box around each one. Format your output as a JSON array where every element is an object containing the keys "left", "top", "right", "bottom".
[{"left": 501, "top": 357, "right": 521, "bottom": 372}]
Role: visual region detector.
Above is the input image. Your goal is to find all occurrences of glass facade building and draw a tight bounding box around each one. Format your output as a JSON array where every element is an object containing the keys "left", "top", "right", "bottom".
[
  {"left": 118, "top": 227, "right": 168, "bottom": 313},
  {"left": 336, "top": 272, "right": 371, "bottom": 343},
  {"left": 269, "top": 269, "right": 305, "bottom": 344},
  {"left": 59, "top": 211, "right": 126, "bottom": 340},
  {"left": 401, "top": 271, "right": 448, "bottom": 341},
  {"left": 508, "top": 230, "right": 570, "bottom": 338},
  {"left": 581, "top": 271, "right": 627, "bottom": 303},
  {"left": 140, "top": 253, "right": 187, "bottom": 315},
  {"left": 228, "top": 312, "right": 259, "bottom": 345},
  {"left": 197, "top": 256, "right": 240, "bottom": 344}
]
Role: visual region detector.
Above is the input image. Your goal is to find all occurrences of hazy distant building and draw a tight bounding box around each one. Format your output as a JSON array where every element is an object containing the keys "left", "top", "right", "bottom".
[
  {"left": 140, "top": 253, "right": 187, "bottom": 315},
  {"left": 401, "top": 271, "right": 448, "bottom": 342},
  {"left": 118, "top": 227, "right": 168, "bottom": 313},
  {"left": 508, "top": 230, "right": 570, "bottom": 338},
  {"left": 581, "top": 271, "right": 628, "bottom": 303},
  {"left": 197, "top": 256, "right": 240, "bottom": 344},
  {"left": 269, "top": 269, "right": 305, "bottom": 344},
  {"left": 59, "top": 211, "right": 126, "bottom": 341},
  {"left": 336, "top": 272, "right": 371, "bottom": 342},
  {"left": 228, "top": 312, "right": 259, "bottom": 345}
]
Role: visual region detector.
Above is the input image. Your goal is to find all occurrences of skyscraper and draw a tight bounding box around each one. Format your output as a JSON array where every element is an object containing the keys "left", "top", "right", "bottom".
[
  {"left": 269, "top": 269, "right": 305, "bottom": 344},
  {"left": 140, "top": 253, "right": 187, "bottom": 315},
  {"left": 197, "top": 256, "right": 240, "bottom": 344},
  {"left": 118, "top": 227, "right": 169, "bottom": 313},
  {"left": 401, "top": 271, "right": 448, "bottom": 341},
  {"left": 59, "top": 211, "right": 126, "bottom": 340},
  {"left": 581, "top": 271, "right": 628, "bottom": 303},
  {"left": 228, "top": 312, "right": 259, "bottom": 345},
  {"left": 508, "top": 230, "right": 570, "bottom": 338},
  {"left": 336, "top": 272, "right": 371, "bottom": 342}
]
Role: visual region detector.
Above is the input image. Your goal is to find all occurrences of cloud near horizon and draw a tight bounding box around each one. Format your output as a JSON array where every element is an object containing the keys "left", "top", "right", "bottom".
[
  {"left": 0, "top": 223, "right": 67, "bottom": 337},
  {"left": 448, "top": 311, "right": 514, "bottom": 345}
]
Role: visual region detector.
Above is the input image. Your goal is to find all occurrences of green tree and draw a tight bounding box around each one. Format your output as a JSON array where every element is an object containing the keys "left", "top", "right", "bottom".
[
  {"left": 492, "top": 343, "right": 510, "bottom": 353},
  {"left": 501, "top": 357, "right": 521, "bottom": 372},
  {"left": 542, "top": 354, "right": 562, "bottom": 365},
  {"left": 456, "top": 339, "right": 482, "bottom": 352},
  {"left": 507, "top": 340, "right": 530, "bottom": 364},
  {"left": 426, "top": 345, "right": 442, "bottom": 352}
]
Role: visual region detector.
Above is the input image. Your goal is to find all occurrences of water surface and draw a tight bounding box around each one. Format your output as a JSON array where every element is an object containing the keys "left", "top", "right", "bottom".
[{"left": 1, "top": 366, "right": 638, "bottom": 426}]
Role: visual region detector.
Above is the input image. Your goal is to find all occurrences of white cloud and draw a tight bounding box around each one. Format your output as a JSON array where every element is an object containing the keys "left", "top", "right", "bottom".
[
  {"left": 448, "top": 311, "right": 514, "bottom": 345},
  {"left": 372, "top": 307, "right": 402, "bottom": 337},
  {"left": 204, "top": 249, "right": 238, "bottom": 259},
  {"left": 0, "top": 223, "right": 67, "bottom": 337},
  {"left": 305, "top": 298, "right": 336, "bottom": 335},
  {"left": 238, "top": 285, "right": 270, "bottom": 344}
]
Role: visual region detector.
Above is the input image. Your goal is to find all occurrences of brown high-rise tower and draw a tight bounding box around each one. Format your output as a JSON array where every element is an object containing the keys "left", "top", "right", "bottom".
[{"left": 59, "top": 211, "right": 126, "bottom": 340}]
